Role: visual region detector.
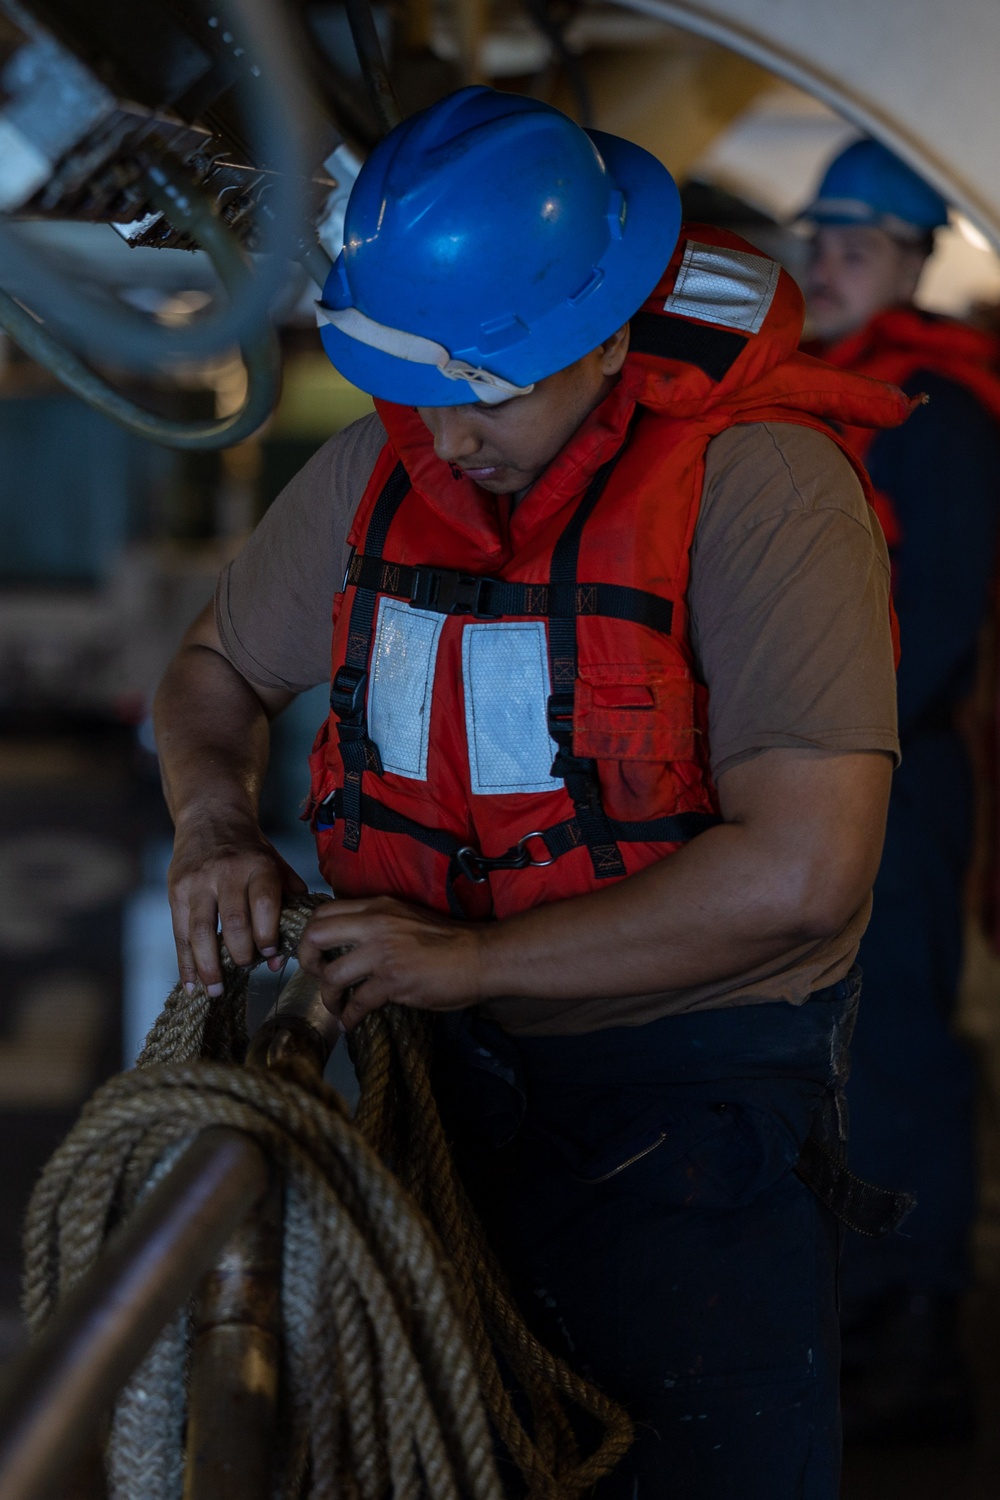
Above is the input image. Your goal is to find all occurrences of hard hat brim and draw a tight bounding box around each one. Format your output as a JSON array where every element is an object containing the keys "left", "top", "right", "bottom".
[
  {"left": 320, "top": 130, "right": 681, "bottom": 408},
  {"left": 800, "top": 198, "right": 882, "bottom": 227},
  {"left": 799, "top": 199, "right": 938, "bottom": 240}
]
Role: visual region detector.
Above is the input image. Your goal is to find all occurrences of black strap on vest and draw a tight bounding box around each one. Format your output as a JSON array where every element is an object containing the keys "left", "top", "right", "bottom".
[
  {"left": 795, "top": 1132, "right": 916, "bottom": 1239},
  {"left": 329, "top": 432, "right": 696, "bottom": 881},
  {"left": 344, "top": 554, "right": 675, "bottom": 639},
  {"left": 315, "top": 788, "right": 721, "bottom": 917},
  {"left": 330, "top": 461, "right": 411, "bottom": 851},
  {"left": 545, "top": 438, "right": 633, "bottom": 880}
]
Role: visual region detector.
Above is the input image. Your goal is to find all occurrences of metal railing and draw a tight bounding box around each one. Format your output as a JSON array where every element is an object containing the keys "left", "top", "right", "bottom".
[{"left": 0, "top": 977, "right": 338, "bottom": 1500}]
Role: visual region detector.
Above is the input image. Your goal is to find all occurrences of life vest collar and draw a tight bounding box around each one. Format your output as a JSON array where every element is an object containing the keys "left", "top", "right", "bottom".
[
  {"left": 631, "top": 226, "right": 918, "bottom": 430},
  {"left": 374, "top": 373, "right": 641, "bottom": 560},
  {"left": 372, "top": 224, "right": 916, "bottom": 558},
  {"left": 823, "top": 304, "right": 999, "bottom": 370},
  {"left": 819, "top": 304, "right": 1000, "bottom": 423}
]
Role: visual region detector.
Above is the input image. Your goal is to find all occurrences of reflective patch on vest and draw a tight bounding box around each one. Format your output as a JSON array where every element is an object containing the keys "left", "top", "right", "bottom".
[
  {"left": 367, "top": 597, "right": 445, "bottom": 780},
  {"left": 462, "top": 622, "right": 563, "bottom": 796},
  {"left": 663, "top": 241, "right": 780, "bottom": 336}
]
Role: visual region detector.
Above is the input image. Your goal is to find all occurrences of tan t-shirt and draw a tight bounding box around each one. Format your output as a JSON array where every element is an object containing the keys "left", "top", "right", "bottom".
[{"left": 216, "top": 412, "right": 899, "bottom": 1033}]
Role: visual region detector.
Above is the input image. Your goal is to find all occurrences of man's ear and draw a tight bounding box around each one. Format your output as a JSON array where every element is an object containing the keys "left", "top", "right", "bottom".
[{"left": 600, "top": 323, "right": 631, "bottom": 376}]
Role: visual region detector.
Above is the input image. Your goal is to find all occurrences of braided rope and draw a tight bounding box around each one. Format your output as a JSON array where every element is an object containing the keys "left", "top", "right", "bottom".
[{"left": 22, "top": 896, "right": 632, "bottom": 1497}]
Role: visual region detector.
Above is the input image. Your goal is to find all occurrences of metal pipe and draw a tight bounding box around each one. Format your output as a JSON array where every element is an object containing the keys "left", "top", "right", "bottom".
[
  {"left": 0, "top": 1128, "right": 269, "bottom": 1500},
  {"left": 182, "top": 978, "right": 332, "bottom": 1497},
  {"left": 184, "top": 1174, "right": 283, "bottom": 1500},
  {"left": 344, "top": 0, "right": 402, "bottom": 134},
  {"left": 60, "top": 1439, "right": 107, "bottom": 1500},
  {"left": 247, "top": 966, "right": 341, "bottom": 1077}
]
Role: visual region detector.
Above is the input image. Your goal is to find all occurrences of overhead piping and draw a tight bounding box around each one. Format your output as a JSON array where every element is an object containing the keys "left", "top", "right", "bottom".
[
  {"left": 523, "top": 0, "right": 594, "bottom": 128},
  {"left": 344, "top": 0, "right": 402, "bottom": 135},
  {"left": 0, "top": 289, "right": 282, "bottom": 450},
  {"left": 0, "top": 0, "right": 313, "bottom": 369}
]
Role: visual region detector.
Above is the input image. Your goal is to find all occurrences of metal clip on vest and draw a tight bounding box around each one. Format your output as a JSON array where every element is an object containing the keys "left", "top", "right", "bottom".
[{"left": 453, "top": 831, "right": 555, "bottom": 885}]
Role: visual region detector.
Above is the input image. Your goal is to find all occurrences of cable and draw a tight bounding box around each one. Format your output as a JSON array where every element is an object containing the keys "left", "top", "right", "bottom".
[
  {"left": 523, "top": 0, "right": 594, "bottom": 128},
  {"left": 0, "top": 0, "right": 314, "bottom": 369},
  {"left": 344, "top": 0, "right": 402, "bottom": 136},
  {"left": 0, "top": 143, "right": 286, "bottom": 449},
  {"left": 0, "top": 286, "right": 281, "bottom": 448}
]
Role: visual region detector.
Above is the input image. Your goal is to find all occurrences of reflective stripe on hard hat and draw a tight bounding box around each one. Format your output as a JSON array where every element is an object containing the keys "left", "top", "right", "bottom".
[
  {"left": 315, "top": 301, "right": 535, "bottom": 405},
  {"left": 806, "top": 197, "right": 933, "bottom": 243}
]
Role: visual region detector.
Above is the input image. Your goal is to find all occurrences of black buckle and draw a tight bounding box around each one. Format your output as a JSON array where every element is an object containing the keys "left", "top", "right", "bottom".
[
  {"left": 330, "top": 664, "right": 367, "bottom": 720},
  {"left": 546, "top": 691, "right": 574, "bottom": 744},
  {"left": 551, "top": 749, "right": 591, "bottom": 775},
  {"left": 410, "top": 566, "right": 499, "bottom": 617}
]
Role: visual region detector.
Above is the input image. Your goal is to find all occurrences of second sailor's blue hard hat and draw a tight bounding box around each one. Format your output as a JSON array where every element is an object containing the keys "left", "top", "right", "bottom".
[
  {"left": 803, "top": 138, "right": 949, "bottom": 239},
  {"left": 317, "top": 86, "right": 681, "bottom": 406}
]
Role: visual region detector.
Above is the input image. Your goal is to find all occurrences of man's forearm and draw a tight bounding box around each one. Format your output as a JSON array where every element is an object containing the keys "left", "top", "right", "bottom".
[
  {"left": 298, "top": 749, "right": 893, "bottom": 1029},
  {"left": 154, "top": 642, "right": 273, "bottom": 830},
  {"left": 475, "top": 823, "right": 827, "bottom": 1003},
  {"left": 475, "top": 749, "right": 890, "bottom": 1003},
  {"left": 154, "top": 627, "right": 305, "bottom": 991}
]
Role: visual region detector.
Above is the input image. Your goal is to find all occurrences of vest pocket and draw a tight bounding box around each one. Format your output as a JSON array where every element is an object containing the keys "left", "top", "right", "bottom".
[{"left": 573, "top": 665, "right": 698, "bottom": 762}]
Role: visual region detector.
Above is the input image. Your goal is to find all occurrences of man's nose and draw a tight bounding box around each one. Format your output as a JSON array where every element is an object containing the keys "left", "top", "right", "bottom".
[{"left": 431, "top": 411, "right": 481, "bottom": 464}]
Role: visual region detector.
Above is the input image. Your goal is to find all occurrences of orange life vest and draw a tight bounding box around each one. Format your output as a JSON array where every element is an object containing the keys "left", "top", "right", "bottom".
[
  {"left": 816, "top": 306, "right": 1000, "bottom": 549},
  {"left": 306, "top": 226, "right": 913, "bottom": 919}
]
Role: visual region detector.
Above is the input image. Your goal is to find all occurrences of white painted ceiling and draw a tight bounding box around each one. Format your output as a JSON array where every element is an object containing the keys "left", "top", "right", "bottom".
[
  {"left": 693, "top": 86, "right": 1000, "bottom": 318},
  {"left": 613, "top": 0, "right": 1000, "bottom": 254}
]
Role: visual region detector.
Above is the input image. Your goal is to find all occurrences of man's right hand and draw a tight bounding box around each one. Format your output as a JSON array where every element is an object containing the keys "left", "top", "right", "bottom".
[
  {"left": 153, "top": 602, "right": 307, "bottom": 997},
  {"left": 167, "top": 810, "right": 308, "bottom": 995}
]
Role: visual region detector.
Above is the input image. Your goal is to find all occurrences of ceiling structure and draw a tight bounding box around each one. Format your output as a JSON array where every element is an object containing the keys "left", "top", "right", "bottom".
[
  {"left": 609, "top": 0, "right": 1000, "bottom": 251},
  {"left": 1, "top": 0, "right": 997, "bottom": 446}
]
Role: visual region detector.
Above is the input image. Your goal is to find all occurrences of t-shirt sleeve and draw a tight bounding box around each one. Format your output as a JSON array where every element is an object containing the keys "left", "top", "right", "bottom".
[
  {"left": 689, "top": 421, "right": 900, "bottom": 780},
  {"left": 214, "top": 411, "right": 386, "bottom": 693}
]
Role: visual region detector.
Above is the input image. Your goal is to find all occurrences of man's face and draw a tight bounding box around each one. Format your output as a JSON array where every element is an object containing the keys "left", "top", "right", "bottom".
[
  {"left": 417, "top": 326, "right": 629, "bottom": 495},
  {"left": 805, "top": 225, "right": 927, "bottom": 343}
]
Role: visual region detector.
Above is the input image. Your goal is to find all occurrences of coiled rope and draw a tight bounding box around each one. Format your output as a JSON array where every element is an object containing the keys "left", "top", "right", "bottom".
[{"left": 22, "top": 896, "right": 633, "bottom": 1498}]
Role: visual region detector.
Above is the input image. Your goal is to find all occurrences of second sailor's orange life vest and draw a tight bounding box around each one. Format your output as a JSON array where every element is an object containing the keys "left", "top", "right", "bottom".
[
  {"left": 816, "top": 306, "right": 1000, "bottom": 549},
  {"left": 306, "top": 227, "right": 915, "bottom": 920}
]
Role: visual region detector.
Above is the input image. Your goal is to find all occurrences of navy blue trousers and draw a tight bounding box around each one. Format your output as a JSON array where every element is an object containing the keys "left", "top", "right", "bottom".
[
  {"left": 434, "top": 975, "right": 859, "bottom": 1500},
  {"left": 843, "top": 733, "right": 977, "bottom": 1307}
]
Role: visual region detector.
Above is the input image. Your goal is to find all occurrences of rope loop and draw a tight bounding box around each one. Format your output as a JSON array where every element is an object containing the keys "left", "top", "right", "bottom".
[{"left": 23, "top": 897, "right": 633, "bottom": 1498}]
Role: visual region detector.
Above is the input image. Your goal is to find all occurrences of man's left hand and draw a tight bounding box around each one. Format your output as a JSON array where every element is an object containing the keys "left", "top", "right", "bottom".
[{"left": 297, "top": 896, "right": 484, "bottom": 1031}]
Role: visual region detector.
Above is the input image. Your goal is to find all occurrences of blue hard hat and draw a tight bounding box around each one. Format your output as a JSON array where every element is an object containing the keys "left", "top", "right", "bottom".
[
  {"left": 803, "top": 138, "right": 949, "bottom": 237},
  {"left": 317, "top": 86, "right": 681, "bottom": 406}
]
